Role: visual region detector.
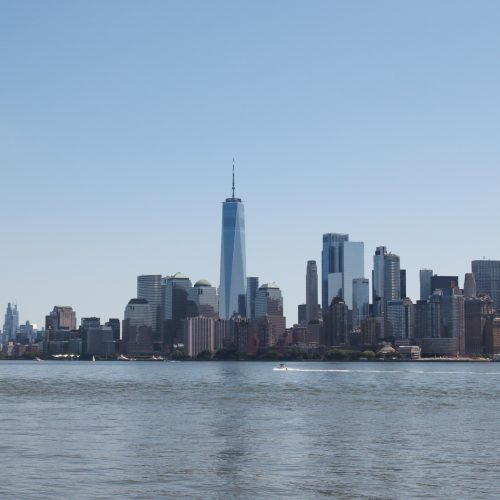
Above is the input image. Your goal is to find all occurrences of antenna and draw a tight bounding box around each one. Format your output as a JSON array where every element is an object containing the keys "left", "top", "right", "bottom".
[{"left": 232, "top": 158, "right": 235, "bottom": 199}]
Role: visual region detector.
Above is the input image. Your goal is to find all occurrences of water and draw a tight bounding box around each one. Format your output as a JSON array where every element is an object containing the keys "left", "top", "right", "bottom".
[{"left": 1, "top": 360, "right": 500, "bottom": 499}]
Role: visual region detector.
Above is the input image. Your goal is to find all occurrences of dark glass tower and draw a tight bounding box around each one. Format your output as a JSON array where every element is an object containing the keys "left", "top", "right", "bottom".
[{"left": 219, "top": 166, "right": 247, "bottom": 319}]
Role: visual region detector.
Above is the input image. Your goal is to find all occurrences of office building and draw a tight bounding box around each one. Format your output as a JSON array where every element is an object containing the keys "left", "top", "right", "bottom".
[
  {"left": 246, "top": 277, "right": 259, "bottom": 319},
  {"left": 86, "top": 326, "right": 114, "bottom": 357},
  {"left": 400, "top": 269, "right": 407, "bottom": 298},
  {"left": 255, "top": 283, "right": 286, "bottom": 342},
  {"left": 324, "top": 296, "right": 348, "bottom": 346},
  {"left": 3, "top": 303, "right": 19, "bottom": 341},
  {"left": 419, "top": 269, "right": 433, "bottom": 300},
  {"left": 183, "top": 316, "right": 215, "bottom": 358},
  {"left": 137, "top": 275, "right": 162, "bottom": 339},
  {"left": 162, "top": 272, "right": 193, "bottom": 347},
  {"left": 463, "top": 273, "right": 477, "bottom": 298},
  {"left": 431, "top": 275, "right": 459, "bottom": 294},
  {"left": 472, "top": 260, "right": 500, "bottom": 311},
  {"left": 219, "top": 167, "right": 246, "bottom": 319},
  {"left": 322, "top": 234, "right": 364, "bottom": 310},
  {"left": 321, "top": 233, "right": 348, "bottom": 310},
  {"left": 188, "top": 280, "right": 218, "bottom": 318},
  {"left": 105, "top": 318, "right": 121, "bottom": 341},
  {"left": 45, "top": 306, "right": 77, "bottom": 331},
  {"left": 372, "top": 247, "right": 400, "bottom": 318},
  {"left": 297, "top": 304, "right": 306, "bottom": 325},
  {"left": 464, "top": 295, "right": 494, "bottom": 355},
  {"left": 306, "top": 260, "right": 318, "bottom": 324},
  {"left": 122, "top": 298, "right": 153, "bottom": 354},
  {"left": 352, "top": 278, "right": 369, "bottom": 330}
]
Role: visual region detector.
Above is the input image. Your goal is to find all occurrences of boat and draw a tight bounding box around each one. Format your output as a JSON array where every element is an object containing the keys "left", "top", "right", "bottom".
[
  {"left": 34, "top": 357, "right": 43, "bottom": 362},
  {"left": 118, "top": 354, "right": 135, "bottom": 361},
  {"left": 273, "top": 363, "right": 288, "bottom": 371},
  {"left": 92, "top": 355, "right": 96, "bottom": 362}
]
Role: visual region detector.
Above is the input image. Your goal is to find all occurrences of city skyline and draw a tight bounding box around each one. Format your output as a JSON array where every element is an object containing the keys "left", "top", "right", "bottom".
[{"left": 2, "top": 1, "right": 500, "bottom": 326}]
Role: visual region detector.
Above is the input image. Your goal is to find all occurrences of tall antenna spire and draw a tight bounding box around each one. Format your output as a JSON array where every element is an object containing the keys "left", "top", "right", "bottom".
[{"left": 232, "top": 158, "right": 235, "bottom": 199}]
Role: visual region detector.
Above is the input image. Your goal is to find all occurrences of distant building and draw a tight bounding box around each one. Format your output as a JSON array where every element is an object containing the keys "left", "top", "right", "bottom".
[
  {"left": 463, "top": 273, "right": 477, "bottom": 298},
  {"left": 86, "top": 326, "right": 115, "bottom": 357},
  {"left": 431, "top": 275, "right": 459, "bottom": 294},
  {"left": 419, "top": 269, "right": 433, "bottom": 301},
  {"left": 352, "top": 278, "right": 369, "bottom": 330},
  {"left": 464, "top": 295, "right": 493, "bottom": 355},
  {"left": 372, "top": 247, "right": 400, "bottom": 318},
  {"left": 324, "top": 297, "right": 348, "bottom": 346},
  {"left": 297, "top": 304, "right": 307, "bottom": 325},
  {"left": 255, "top": 283, "right": 286, "bottom": 347},
  {"left": 219, "top": 168, "right": 246, "bottom": 319},
  {"left": 162, "top": 272, "right": 193, "bottom": 348},
  {"left": 321, "top": 233, "right": 349, "bottom": 311},
  {"left": 105, "top": 318, "right": 121, "bottom": 341},
  {"left": 183, "top": 316, "right": 215, "bottom": 358},
  {"left": 189, "top": 280, "right": 218, "bottom": 318},
  {"left": 472, "top": 260, "right": 500, "bottom": 311},
  {"left": 46, "top": 306, "right": 76, "bottom": 331},
  {"left": 400, "top": 269, "right": 407, "bottom": 299},
  {"left": 123, "top": 298, "right": 153, "bottom": 354},
  {"left": 306, "top": 260, "right": 318, "bottom": 324},
  {"left": 386, "top": 298, "right": 414, "bottom": 340},
  {"left": 3, "top": 303, "right": 19, "bottom": 341},
  {"left": 246, "top": 277, "right": 259, "bottom": 319},
  {"left": 137, "top": 274, "right": 162, "bottom": 340}
]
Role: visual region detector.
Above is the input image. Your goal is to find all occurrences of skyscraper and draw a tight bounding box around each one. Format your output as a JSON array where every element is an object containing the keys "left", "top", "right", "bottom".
[
  {"left": 352, "top": 278, "right": 369, "bottom": 330},
  {"left": 188, "top": 280, "right": 218, "bottom": 318},
  {"left": 419, "top": 269, "right": 433, "bottom": 300},
  {"left": 322, "top": 233, "right": 348, "bottom": 311},
  {"left": 3, "top": 303, "right": 19, "bottom": 341},
  {"left": 463, "top": 273, "right": 477, "bottom": 298},
  {"left": 305, "top": 260, "right": 318, "bottom": 324},
  {"left": 137, "top": 275, "right": 162, "bottom": 339},
  {"left": 472, "top": 260, "right": 500, "bottom": 311},
  {"left": 372, "top": 247, "right": 400, "bottom": 318},
  {"left": 219, "top": 166, "right": 246, "bottom": 319},
  {"left": 322, "top": 234, "right": 364, "bottom": 310},
  {"left": 246, "top": 277, "right": 259, "bottom": 319}
]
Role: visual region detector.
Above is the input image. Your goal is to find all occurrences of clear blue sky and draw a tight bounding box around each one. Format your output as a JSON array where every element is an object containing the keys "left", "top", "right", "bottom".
[{"left": 2, "top": 0, "right": 499, "bottom": 327}]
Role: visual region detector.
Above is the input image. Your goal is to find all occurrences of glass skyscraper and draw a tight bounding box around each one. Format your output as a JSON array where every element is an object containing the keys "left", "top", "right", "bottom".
[{"left": 219, "top": 169, "right": 246, "bottom": 319}]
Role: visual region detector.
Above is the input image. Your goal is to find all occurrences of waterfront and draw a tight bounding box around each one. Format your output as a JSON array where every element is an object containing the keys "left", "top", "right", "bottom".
[{"left": 1, "top": 361, "right": 500, "bottom": 499}]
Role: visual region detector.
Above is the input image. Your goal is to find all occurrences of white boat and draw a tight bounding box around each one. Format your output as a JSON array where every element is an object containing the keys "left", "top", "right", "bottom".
[
  {"left": 273, "top": 363, "right": 288, "bottom": 371},
  {"left": 118, "top": 354, "right": 135, "bottom": 361},
  {"left": 92, "top": 355, "right": 96, "bottom": 362},
  {"left": 34, "top": 357, "right": 43, "bottom": 362}
]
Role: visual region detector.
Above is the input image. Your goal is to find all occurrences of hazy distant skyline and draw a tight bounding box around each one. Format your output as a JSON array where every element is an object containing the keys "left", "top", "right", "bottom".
[{"left": 2, "top": 1, "right": 499, "bottom": 326}]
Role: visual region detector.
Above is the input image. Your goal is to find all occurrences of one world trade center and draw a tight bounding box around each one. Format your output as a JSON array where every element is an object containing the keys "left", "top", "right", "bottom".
[{"left": 219, "top": 166, "right": 247, "bottom": 319}]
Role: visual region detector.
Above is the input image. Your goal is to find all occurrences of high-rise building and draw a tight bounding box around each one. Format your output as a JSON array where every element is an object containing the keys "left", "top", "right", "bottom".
[
  {"left": 431, "top": 275, "right": 459, "bottom": 294},
  {"left": 123, "top": 298, "right": 153, "bottom": 354},
  {"left": 188, "top": 280, "right": 218, "bottom": 318},
  {"left": 463, "top": 273, "right": 477, "bottom": 298},
  {"left": 105, "top": 318, "right": 121, "bottom": 341},
  {"left": 306, "top": 260, "right": 318, "bottom": 324},
  {"left": 342, "top": 242, "right": 364, "bottom": 310},
  {"left": 352, "top": 278, "right": 369, "bottom": 330},
  {"left": 321, "top": 233, "right": 348, "bottom": 310},
  {"left": 372, "top": 247, "right": 400, "bottom": 318},
  {"left": 464, "top": 295, "right": 493, "bottom": 355},
  {"left": 400, "top": 269, "right": 407, "bottom": 298},
  {"left": 219, "top": 167, "right": 246, "bottom": 319},
  {"left": 419, "top": 269, "right": 433, "bottom": 300},
  {"left": 322, "top": 234, "right": 364, "bottom": 310},
  {"left": 183, "top": 316, "right": 216, "bottom": 358},
  {"left": 297, "top": 304, "right": 306, "bottom": 325},
  {"left": 162, "top": 272, "right": 193, "bottom": 348},
  {"left": 45, "top": 306, "right": 76, "bottom": 331},
  {"left": 324, "top": 297, "right": 348, "bottom": 346},
  {"left": 386, "top": 298, "right": 414, "bottom": 340},
  {"left": 137, "top": 275, "right": 162, "bottom": 339},
  {"left": 255, "top": 283, "right": 286, "bottom": 342},
  {"left": 472, "top": 260, "right": 500, "bottom": 311},
  {"left": 246, "top": 277, "right": 259, "bottom": 319},
  {"left": 3, "top": 303, "right": 19, "bottom": 341}
]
